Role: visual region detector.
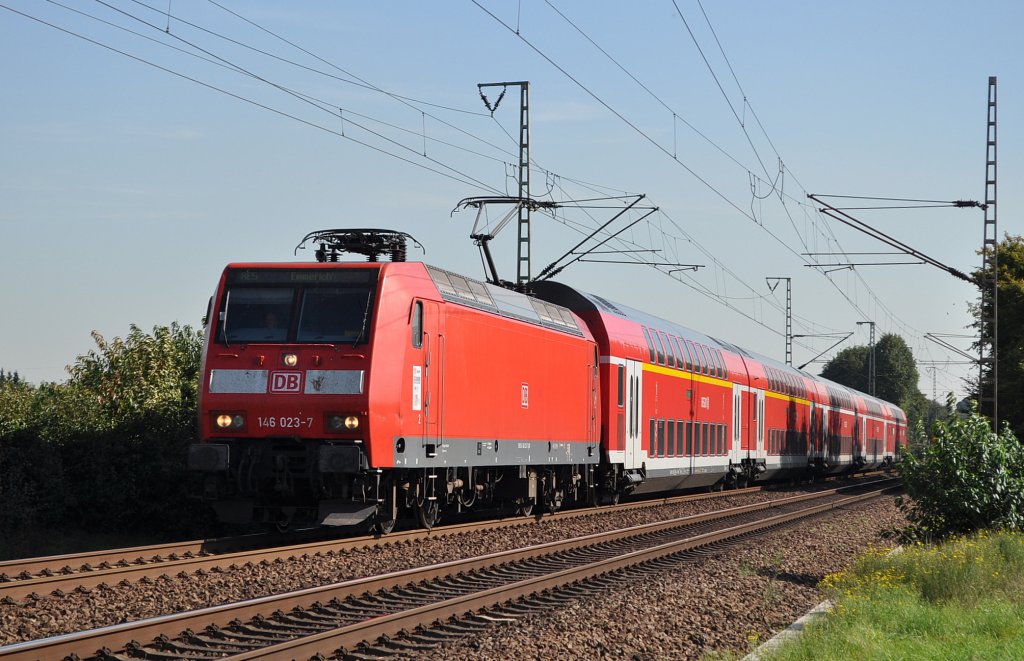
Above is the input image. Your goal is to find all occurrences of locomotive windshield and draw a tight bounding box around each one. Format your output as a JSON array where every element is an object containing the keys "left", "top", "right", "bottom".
[{"left": 218, "top": 268, "right": 378, "bottom": 345}]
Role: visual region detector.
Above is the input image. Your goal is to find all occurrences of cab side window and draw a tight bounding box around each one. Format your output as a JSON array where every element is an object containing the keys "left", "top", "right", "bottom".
[{"left": 411, "top": 301, "right": 423, "bottom": 348}]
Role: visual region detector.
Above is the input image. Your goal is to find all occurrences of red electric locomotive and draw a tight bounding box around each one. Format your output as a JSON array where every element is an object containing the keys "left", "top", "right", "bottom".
[
  {"left": 189, "top": 230, "right": 600, "bottom": 530},
  {"left": 189, "top": 229, "right": 906, "bottom": 530}
]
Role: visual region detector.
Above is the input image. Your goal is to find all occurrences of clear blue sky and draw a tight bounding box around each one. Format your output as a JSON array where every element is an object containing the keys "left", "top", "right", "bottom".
[{"left": 2, "top": 1, "right": 1021, "bottom": 402}]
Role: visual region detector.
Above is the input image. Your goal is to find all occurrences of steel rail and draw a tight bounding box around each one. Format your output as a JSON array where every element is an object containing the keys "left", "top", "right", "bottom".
[
  {"left": 241, "top": 488, "right": 893, "bottom": 660},
  {"left": 0, "top": 479, "right": 898, "bottom": 661},
  {"left": 0, "top": 474, "right": 890, "bottom": 603},
  {"left": 0, "top": 481, "right": 774, "bottom": 601}
]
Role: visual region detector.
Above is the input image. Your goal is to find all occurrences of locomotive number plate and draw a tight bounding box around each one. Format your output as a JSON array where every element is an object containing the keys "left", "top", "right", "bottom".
[{"left": 257, "top": 416, "right": 314, "bottom": 429}]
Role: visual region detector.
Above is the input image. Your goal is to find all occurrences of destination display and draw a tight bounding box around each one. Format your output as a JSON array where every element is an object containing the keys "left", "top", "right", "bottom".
[{"left": 226, "top": 268, "right": 377, "bottom": 286}]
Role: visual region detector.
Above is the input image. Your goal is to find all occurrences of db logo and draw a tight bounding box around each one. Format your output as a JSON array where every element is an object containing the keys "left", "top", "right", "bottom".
[
  {"left": 521, "top": 383, "right": 529, "bottom": 409},
  {"left": 270, "top": 371, "right": 302, "bottom": 393}
]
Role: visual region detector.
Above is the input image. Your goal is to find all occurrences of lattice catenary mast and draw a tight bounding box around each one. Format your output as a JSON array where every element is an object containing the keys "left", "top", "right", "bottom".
[
  {"left": 479, "top": 81, "right": 531, "bottom": 287},
  {"left": 980, "top": 76, "right": 998, "bottom": 427}
]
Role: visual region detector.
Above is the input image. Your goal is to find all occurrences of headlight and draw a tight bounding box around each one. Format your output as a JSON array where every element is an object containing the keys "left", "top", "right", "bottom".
[
  {"left": 326, "top": 414, "right": 360, "bottom": 433},
  {"left": 214, "top": 413, "right": 245, "bottom": 429},
  {"left": 283, "top": 353, "right": 298, "bottom": 367}
]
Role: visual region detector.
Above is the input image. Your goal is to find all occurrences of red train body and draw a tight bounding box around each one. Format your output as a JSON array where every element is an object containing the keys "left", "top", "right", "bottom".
[{"left": 190, "top": 241, "right": 906, "bottom": 530}]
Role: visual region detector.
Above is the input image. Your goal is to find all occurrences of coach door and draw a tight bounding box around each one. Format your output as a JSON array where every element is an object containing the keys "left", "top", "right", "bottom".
[
  {"left": 731, "top": 383, "right": 743, "bottom": 462},
  {"left": 624, "top": 359, "right": 643, "bottom": 469},
  {"left": 754, "top": 389, "right": 765, "bottom": 459}
]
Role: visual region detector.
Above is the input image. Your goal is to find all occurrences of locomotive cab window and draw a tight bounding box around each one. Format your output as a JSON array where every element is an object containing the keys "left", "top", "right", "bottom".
[
  {"left": 219, "top": 268, "right": 378, "bottom": 345},
  {"left": 297, "top": 287, "right": 371, "bottom": 343},
  {"left": 219, "top": 288, "right": 293, "bottom": 342}
]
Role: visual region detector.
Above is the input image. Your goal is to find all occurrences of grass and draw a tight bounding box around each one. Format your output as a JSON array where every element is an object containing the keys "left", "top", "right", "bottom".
[{"left": 763, "top": 531, "right": 1024, "bottom": 661}]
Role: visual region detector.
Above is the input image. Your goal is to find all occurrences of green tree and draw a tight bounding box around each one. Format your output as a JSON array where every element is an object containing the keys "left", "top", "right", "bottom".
[
  {"left": 897, "top": 409, "right": 1024, "bottom": 541},
  {"left": 971, "top": 234, "right": 1024, "bottom": 437},
  {"left": 820, "top": 345, "right": 870, "bottom": 393},
  {"left": 0, "top": 369, "right": 23, "bottom": 387},
  {"left": 819, "top": 333, "right": 919, "bottom": 407},
  {"left": 901, "top": 390, "right": 951, "bottom": 452},
  {"left": 874, "top": 334, "right": 919, "bottom": 405},
  {"left": 67, "top": 323, "right": 202, "bottom": 426}
]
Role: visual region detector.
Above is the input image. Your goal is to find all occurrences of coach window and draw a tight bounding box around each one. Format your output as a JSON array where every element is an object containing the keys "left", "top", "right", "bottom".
[
  {"left": 714, "top": 350, "right": 727, "bottom": 379},
  {"left": 653, "top": 332, "right": 667, "bottom": 366},
  {"left": 617, "top": 364, "right": 625, "bottom": 407},
  {"left": 642, "top": 327, "right": 656, "bottom": 363},
  {"left": 676, "top": 420, "right": 684, "bottom": 456},
  {"left": 677, "top": 338, "right": 691, "bottom": 371},
  {"left": 707, "top": 348, "right": 718, "bottom": 378},
  {"left": 411, "top": 301, "right": 423, "bottom": 348},
  {"left": 670, "top": 337, "right": 685, "bottom": 371},
  {"left": 699, "top": 344, "right": 713, "bottom": 376},
  {"left": 660, "top": 332, "right": 676, "bottom": 368},
  {"left": 667, "top": 420, "right": 676, "bottom": 457},
  {"left": 687, "top": 340, "right": 703, "bottom": 374},
  {"left": 702, "top": 422, "right": 710, "bottom": 456},
  {"left": 649, "top": 418, "right": 656, "bottom": 456},
  {"left": 690, "top": 342, "right": 701, "bottom": 374},
  {"left": 657, "top": 419, "right": 666, "bottom": 457}
]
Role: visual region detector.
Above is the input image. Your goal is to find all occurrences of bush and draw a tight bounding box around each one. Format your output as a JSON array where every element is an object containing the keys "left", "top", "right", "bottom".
[
  {"left": 897, "top": 409, "right": 1024, "bottom": 542},
  {"left": 0, "top": 323, "right": 216, "bottom": 547}
]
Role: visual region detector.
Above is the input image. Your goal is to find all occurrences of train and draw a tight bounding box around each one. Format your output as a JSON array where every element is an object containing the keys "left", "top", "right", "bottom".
[{"left": 188, "top": 229, "right": 906, "bottom": 531}]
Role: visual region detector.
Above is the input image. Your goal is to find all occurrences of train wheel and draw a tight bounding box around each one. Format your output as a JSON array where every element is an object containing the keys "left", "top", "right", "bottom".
[
  {"left": 417, "top": 499, "right": 440, "bottom": 529},
  {"left": 515, "top": 498, "right": 534, "bottom": 517},
  {"left": 372, "top": 515, "right": 397, "bottom": 535},
  {"left": 544, "top": 491, "right": 564, "bottom": 514}
]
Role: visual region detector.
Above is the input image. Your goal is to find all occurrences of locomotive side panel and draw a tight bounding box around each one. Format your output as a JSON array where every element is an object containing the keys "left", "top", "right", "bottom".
[{"left": 388, "top": 301, "right": 600, "bottom": 469}]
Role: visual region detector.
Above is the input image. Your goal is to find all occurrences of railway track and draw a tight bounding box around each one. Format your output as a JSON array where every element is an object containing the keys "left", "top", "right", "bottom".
[
  {"left": 0, "top": 478, "right": 899, "bottom": 660},
  {"left": 0, "top": 474, "right": 889, "bottom": 604}
]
